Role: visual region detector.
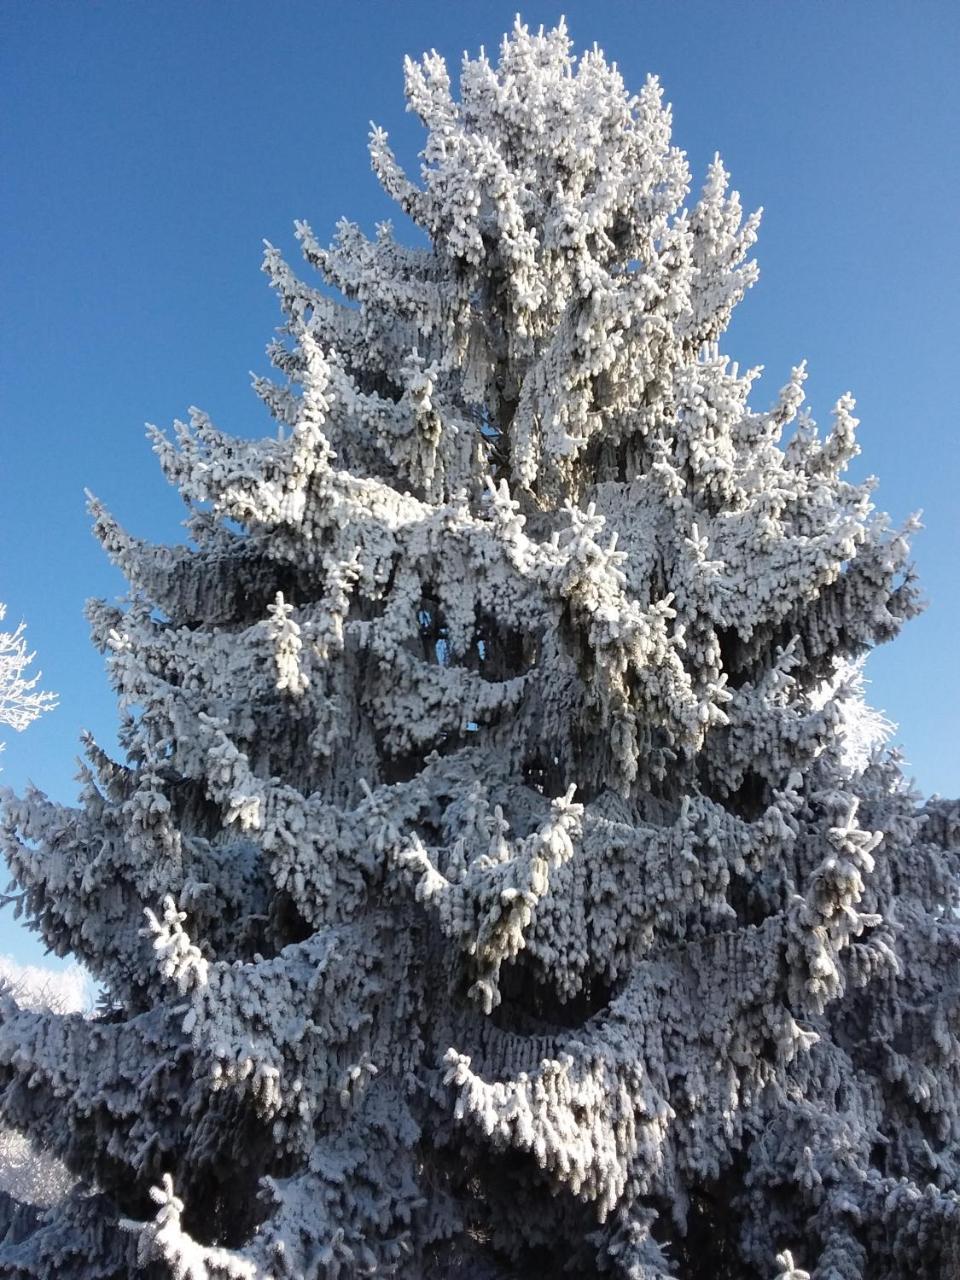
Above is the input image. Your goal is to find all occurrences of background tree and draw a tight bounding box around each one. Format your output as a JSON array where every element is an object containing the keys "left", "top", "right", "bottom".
[
  {"left": 1, "top": 19, "right": 958, "bottom": 1280},
  {"left": 0, "top": 959, "right": 86, "bottom": 1213},
  {"left": 0, "top": 606, "right": 64, "bottom": 1231},
  {"left": 0, "top": 605, "right": 57, "bottom": 742}
]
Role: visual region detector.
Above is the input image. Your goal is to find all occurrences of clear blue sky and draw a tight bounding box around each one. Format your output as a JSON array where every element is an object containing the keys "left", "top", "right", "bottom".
[{"left": 2, "top": 1, "right": 957, "bottom": 968}]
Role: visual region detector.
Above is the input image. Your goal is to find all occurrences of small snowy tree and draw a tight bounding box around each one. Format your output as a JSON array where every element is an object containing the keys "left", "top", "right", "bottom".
[
  {"left": 1, "top": 20, "right": 958, "bottom": 1279},
  {"left": 0, "top": 605, "right": 57, "bottom": 741}
]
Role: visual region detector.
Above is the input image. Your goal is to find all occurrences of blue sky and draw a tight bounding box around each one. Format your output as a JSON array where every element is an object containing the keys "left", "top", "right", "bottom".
[{"left": 2, "top": 1, "right": 957, "bottom": 967}]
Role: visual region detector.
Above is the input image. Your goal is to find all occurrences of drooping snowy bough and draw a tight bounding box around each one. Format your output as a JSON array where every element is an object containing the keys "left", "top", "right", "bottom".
[{"left": 1, "top": 21, "right": 957, "bottom": 1280}]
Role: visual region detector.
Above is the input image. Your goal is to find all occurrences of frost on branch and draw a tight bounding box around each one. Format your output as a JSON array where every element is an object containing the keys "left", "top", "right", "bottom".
[{"left": 0, "top": 17, "right": 957, "bottom": 1280}]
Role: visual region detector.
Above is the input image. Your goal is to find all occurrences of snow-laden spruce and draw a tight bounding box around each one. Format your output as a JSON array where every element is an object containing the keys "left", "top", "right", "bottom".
[{"left": 1, "top": 20, "right": 958, "bottom": 1280}]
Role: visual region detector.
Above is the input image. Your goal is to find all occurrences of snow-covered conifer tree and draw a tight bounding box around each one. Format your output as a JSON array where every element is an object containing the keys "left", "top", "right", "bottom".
[{"left": 1, "top": 20, "right": 957, "bottom": 1279}]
